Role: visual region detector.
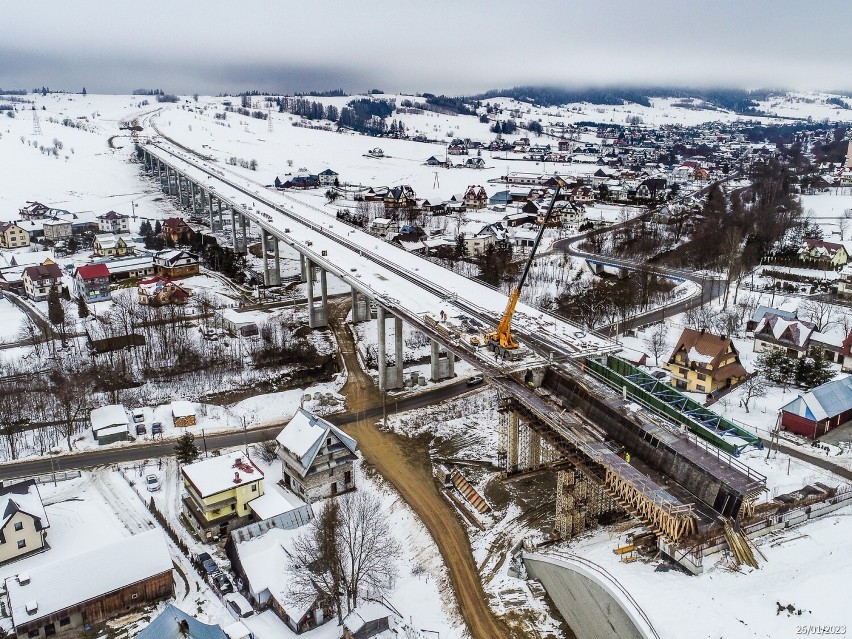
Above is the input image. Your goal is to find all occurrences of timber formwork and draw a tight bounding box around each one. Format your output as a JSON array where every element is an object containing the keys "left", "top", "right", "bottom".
[{"left": 555, "top": 468, "right": 618, "bottom": 539}]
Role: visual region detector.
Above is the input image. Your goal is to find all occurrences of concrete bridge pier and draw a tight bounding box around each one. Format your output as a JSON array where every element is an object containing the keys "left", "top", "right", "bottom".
[
  {"left": 261, "top": 228, "right": 270, "bottom": 285},
  {"left": 299, "top": 254, "right": 308, "bottom": 283},
  {"left": 350, "top": 289, "right": 369, "bottom": 323},
  {"left": 306, "top": 260, "right": 328, "bottom": 328},
  {"left": 207, "top": 192, "right": 215, "bottom": 230},
  {"left": 270, "top": 236, "right": 281, "bottom": 286},
  {"left": 377, "top": 307, "right": 404, "bottom": 391},
  {"left": 216, "top": 198, "right": 224, "bottom": 230},
  {"left": 240, "top": 213, "right": 248, "bottom": 249},
  {"left": 231, "top": 210, "right": 246, "bottom": 253},
  {"left": 429, "top": 340, "right": 455, "bottom": 381}
]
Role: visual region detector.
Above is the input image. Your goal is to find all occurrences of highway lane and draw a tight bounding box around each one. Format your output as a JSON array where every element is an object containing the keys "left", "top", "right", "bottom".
[{"left": 0, "top": 379, "right": 474, "bottom": 481}]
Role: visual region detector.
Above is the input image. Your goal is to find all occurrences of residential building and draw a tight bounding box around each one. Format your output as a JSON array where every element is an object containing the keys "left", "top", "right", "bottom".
[
  {"left": 90, "top": 404, "right": 130, "bottom": 445},
  {"left": 636, "top": 177, "right": 667, "bottom": 200},
  {"left": 23, "top": 263, "right": 63, "bottom": 301},
  {"left": 96, "top": 210, "right": 131, "bottom": 234},
  {"left": 137, "top": 276, "right": 191, "bottom": 306},
  {"left": 182, "top": 451, "right": 265, "bottom": 541},
  {"left": 753, "top": 314, "right": 817, "bottom": 358},
  {"left": 318, "top": 168, "right": 338, "bottom": 186},
  {"left": 463, "top": 185, "right": 487, "bottom": 209},
  {"left": 0, "top": 222, "right": 31, "bottom": 249},
  {"left": 664, "top": 328, "right": 747, "bottom": 394},
  {"left": 18, "top": 201, "right": 49, "bottom": 220},
  {"left": 746, "top": 306, "right": 797, "bottom": 332},
  {"left": 216, "top": 308, "right": 263, "bottom": 337},
  {"left": 799, "top": 239, "right": 848, "bottom": 266},
  {"left": 93, "top": 233, "right": 134, "bottom": 257},
  {"left": 41, "top": 219, "right": 72, "bottom": 243},
  {"left": 276, "top": 408, "right": 358, "bottom": 501},
  {"left": 459, "top": 232, "right": 494, "bottom": 256},
  {"left": 0, "top": 480, "right": 49, "bottom": 565},
  {"left": 383, "top": 185, "right": 415, "bottom": 210},
  {"left": 97, "top": 254, "right": 155, "bottom": 281},
  {"left": 73, "top": 263, "right": 111, "bottom": 302},
  {"left": 154, "top": 249, "right": 200, "bottom": 278},
  {"left": 6, "top": 530, "right": 172, "bottom": 639},
  {"left": 230, "top": 526, "right": 330, "bottom": 633},
  {"left": 161, "top": 217, "right": 194, "bottom": 243},
  {"left": 780, "top": 376, "right": 852, "bottom": 439},
  {"left": 839, "top": 264, "right": 852, "bottom": 299}
]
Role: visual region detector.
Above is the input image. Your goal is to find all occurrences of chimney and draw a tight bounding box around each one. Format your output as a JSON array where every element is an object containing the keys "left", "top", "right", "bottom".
[{"left": 233, "top": 472, "right": 241, "bottom": 484}]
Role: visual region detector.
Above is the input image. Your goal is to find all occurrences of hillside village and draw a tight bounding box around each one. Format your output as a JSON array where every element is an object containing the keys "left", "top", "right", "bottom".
[{"left": 0, "top": 85, "right": 850, "bottom": 639}]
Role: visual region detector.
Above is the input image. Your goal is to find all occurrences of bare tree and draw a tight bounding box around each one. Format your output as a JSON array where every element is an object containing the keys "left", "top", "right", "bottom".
[
  {"left": 288, "top": 492, "right": 400, "bottom": 620},
  {"left": 800, "top": 298, "right": 837, "bottom": 332},
  {"left": 643, "top": 323, "right": 667, "bottom": 366},
  {"left": 50, "top": 368, "right": 93, "bottom": 451},
  {"left": 738, "top": 374, "right": 767, "bottom": 413}
]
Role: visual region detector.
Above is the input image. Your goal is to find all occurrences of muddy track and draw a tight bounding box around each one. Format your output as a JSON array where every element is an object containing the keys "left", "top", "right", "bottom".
[{"left": 329, "top": 299, "right": 512, "bottom": 639}]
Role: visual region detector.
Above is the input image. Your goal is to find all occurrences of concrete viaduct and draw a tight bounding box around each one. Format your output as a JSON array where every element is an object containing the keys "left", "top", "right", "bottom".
[{"left": 135, "top": 139, "right": 766, "bottom": 550}]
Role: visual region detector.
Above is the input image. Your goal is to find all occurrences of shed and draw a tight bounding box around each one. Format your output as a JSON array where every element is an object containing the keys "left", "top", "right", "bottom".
[
  {"left": 90, "top": 404, "right": 130, "bottom": 445},
  {"left": 172, "top": 401, "right": 197, "bottom": 427},
  {"left": 780, "top": 376, "right": 852, "bottom": 439}
]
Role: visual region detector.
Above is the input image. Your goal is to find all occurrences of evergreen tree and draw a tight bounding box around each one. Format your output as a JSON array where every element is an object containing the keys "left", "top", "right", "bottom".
[
  {"left": 82, "top": 87, "right": 87, "bottom": 96},
  {"left": 154, "top": 220, "right": 162, "bottom": 236},
  {"left": 174, "top": 432, "right": 200, "bottom": 465},
  {"left": 47, "top": 286, "right": 65, "bottom": 326},
  {"left": 77, "top": 296, "right": 90, "bottom": 319},
  {"left": 139, "top": 220, "right": 152, "bottom": 235}
]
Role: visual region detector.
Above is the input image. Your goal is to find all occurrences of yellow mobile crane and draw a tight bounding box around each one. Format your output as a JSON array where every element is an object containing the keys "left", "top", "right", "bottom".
[{"left": 487, "top": 177, "right": 567, "bottom": 350}]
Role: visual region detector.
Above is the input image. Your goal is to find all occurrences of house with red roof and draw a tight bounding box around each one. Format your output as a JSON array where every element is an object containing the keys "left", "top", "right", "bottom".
[
  {"left": 74, "top": 263, "right": 111, "bottom": 302},
  {"left": 161, "top": 217, "right": 194, "bottom": 244},
  {"left": 799, "top": 239, "right": 848, "bottom": 266}
]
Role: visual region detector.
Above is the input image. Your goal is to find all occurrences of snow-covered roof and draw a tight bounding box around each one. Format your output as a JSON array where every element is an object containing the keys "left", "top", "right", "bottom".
[
  {"left": 275, "top": 408, "right": 357, "bottom": 475},
  {"left": 138, "top": 603, "right": 228, "bottom": 639},
  {"left": 95, "top": 424, "right": 130, "bottom": 439},
  {"left": 687, "top": 346, "right": 713, "bottom": 364},
  {"left": 171, "top": 400, "right": 196, "bottom": 419},
  {"left": 750, "top": 305, "right": 796, "bottom": 324},
  {"left": 233, "top": 526, "right": 311, "bottom": 618},
  {"left": 182, "top": 451, "right": 264, "bottom": 498},
  {"left": 90, "top": 404, "right": 128, "bottom": 432},
  {"left": 247, "top": 488, "right": 307, "bottom": 521},
  {"left": 781, "top": 375, "right": 852, "bottom": 422},
  {"left": 0, "top": 480, "right": 48, "bottom": 532},
  {"left": 7, "top": 530, "right": 172, "bottom": 627}
]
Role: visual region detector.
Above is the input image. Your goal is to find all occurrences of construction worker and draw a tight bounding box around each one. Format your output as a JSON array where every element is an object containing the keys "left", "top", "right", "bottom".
[{"left": 625, "top": 451, "right": 631, "bottom": 463}]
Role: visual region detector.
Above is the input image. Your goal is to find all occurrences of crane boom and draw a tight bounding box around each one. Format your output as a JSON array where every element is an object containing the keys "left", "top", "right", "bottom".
[{"left": 488, "top": 179, "right": 566, "bottom": 350}]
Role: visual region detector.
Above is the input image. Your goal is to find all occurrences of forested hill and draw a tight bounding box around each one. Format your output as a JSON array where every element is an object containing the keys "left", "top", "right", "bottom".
[{"left": 473, "top": 86, "right": 774, "bottom": 114}]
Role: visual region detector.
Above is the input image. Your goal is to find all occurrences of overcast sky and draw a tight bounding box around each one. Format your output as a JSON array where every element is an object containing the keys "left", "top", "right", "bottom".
[{"left": 2, "top": 0, "right": 851, "bottom": 95}]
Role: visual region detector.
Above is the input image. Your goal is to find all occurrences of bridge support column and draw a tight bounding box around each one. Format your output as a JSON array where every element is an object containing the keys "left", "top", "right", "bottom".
[
  {"left": 207, "top": 192, "right": 215, "bottom": 229},
  {"left": 299, "top": 254, "right": 308, "bottom": 283},
  {"left": 261, "top": 228, "right": 270, "bottom": 286},
  {"left": 230, "top": 210, "right": 238, "bottom": 251},
  {"left": 176, "top": 173, "right": 183, "bottom": 204},
  {"left": 429, "top": 340, "right": 455, "bottom": 381},
  {"left": 189, "top": 180, "right": 196, "bottom": 213},
  {"left": 306, "top": 260, "right": 327, "bottom": 328},
  {"left": 394, "top": 317, "right": 404, "bottom": 389},
  {"left": 377, "top": 307, "right": 387, "bottom": 392},
  {"left": 506, "top": 411, "right": 519, "bottom": 473},
  {"left": 271, "top": 236, "right": 281, "bottom": 286},
  {"left": 528, "top": 431, "right": 541, "bottom": 470},
  {"left": 240, "top": 212, "right": 248, "bottom": 251},
  {"left": 350, "top": 288, "right": 369, "bottom": 323},
  {"left": 217, "top": 198, "right": 223, "bottom": 230}
]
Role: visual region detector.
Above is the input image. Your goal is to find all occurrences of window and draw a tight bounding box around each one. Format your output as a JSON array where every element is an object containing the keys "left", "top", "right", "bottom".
[
  {"left": 230, "top": 504, "right": 236, "bottom": 511},
  {"left": 28, "top": 629, "right": 39, "bottom": 638},
  {"left": 251, "top": 484, "right": 257, "bottom": 492},
  {"left": 697, "top": 373, "right": 706, "bottom": 381},
  {"left": 696, "top": 385, "right": 706, "bottom": 393},
  {"left": 59, "top": 618, "right": 70, "bottom": 627},
  {"left": 17, "top": 539, "right": 26, "bottom": 549},
  {"left": 44, "top": 624, "right": 56, "bottom": 637},
  {"left": 679, "top": 367, "right": 689, "bottom": 376},
  {"left": 14, "top": 521, "right": 23, "bottom": 531}
]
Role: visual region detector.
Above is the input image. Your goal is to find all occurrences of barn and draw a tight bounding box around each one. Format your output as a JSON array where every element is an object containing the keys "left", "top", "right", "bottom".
[
  {"left": 780, "top": 376, "right": 852, "bottom": 439},
  {"left": 7, "top": 530, "right": 173, "bottom": 638}
]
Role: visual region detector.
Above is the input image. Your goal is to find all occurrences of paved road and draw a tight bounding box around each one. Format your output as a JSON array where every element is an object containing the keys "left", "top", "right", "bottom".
[{"left": 0, "top": 378, "right": 473, "bottom": 481}]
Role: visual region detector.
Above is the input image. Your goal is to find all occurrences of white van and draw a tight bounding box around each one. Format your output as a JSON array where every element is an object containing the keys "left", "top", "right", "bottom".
[{"left": 224, "top": 592, "right": 255, "bottom": 619}]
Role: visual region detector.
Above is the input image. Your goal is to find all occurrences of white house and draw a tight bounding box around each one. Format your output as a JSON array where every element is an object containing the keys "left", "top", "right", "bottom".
[{"left": 96, "top": 211, "right": 131, "bottom": 234}]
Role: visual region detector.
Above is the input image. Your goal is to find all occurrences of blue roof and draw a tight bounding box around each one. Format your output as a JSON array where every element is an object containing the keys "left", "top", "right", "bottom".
[
  {"left": 781, "top": 376, "right": 852, "bottom": 422},
  {"left": 138, "top": 604, "right": 228, "bottom": 639}
]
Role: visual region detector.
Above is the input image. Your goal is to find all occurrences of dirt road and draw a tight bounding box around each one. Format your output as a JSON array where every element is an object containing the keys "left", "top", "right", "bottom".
[{"left": 330, "top": 301, "right": 512, "bottom": 639}]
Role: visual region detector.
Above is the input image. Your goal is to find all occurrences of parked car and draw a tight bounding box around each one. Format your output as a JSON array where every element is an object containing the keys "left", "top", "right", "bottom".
[
  {"left": 135, "top": 423, "right": 147, "bottom": 436},
  {"left": 145, "top": 474, "right": 161, "bottom": 492},
  {"left": 202, "top": 558, "right": 219, "bottom": 575},
  {"left": 466, "top": 375, "right": 484, "bottom": 387},
  {"left": 196, "top": 552, "right": 212, "bottom": 565},
  {"left": 151, "top": 422, "right": 163, "bottom": 435},
  {"left": 224, "top": 592, "right": 255, "bottom": 619},
  {"left": 132, "top": 408, "right": 145, "bottom": 423},
  {"left": 212, "top": 572, "right": 234, "bottom": 594}
]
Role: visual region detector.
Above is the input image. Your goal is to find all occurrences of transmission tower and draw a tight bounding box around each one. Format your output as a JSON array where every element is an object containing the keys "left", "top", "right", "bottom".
[
  {"left": 32, "top": 107, "right": 42, "bottom": 135},
  {"left": 433, "top": 171, "right": 440, "bottom": 189},
  {"left": 267, "top": 109, "right": 274, "bottom": 133}
]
